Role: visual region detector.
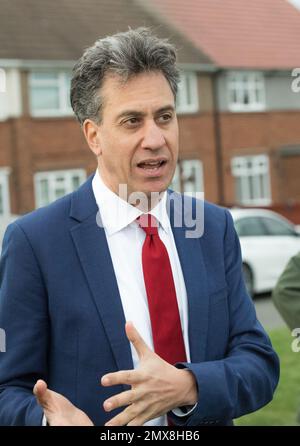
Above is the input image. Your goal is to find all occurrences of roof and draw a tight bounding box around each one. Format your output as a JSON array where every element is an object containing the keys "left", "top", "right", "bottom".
[
  {"left": 0, "top": 0, "right": 212, "bottom": 67},
  {"left": 149, "top": 0, "right": 300, "bottom": 69}
]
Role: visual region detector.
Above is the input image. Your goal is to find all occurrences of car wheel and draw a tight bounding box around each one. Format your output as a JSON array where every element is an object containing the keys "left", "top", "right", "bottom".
[{"left": 243, "top": 264, "right": 254, "bottom": 298}]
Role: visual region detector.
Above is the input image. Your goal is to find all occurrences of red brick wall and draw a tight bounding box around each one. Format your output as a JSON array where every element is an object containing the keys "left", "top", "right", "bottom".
[
  {"left": 220, "top": 111, "right": 300, "bottom": 213},
  {"left": 0, "top": 113, "right": 217, "bottom": 214},
  {"left": 178, "top": 112, "right": 218, "bottom": 202},
  {"left": 0, "top": 117, "right": 96, "bottom": 214},
  {"left": 2, "top": 110, "right": 300, "bottom": 219}
]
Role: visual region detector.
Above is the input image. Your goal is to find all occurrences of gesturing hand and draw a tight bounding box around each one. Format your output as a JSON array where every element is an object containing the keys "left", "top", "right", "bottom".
[
  {"left": 33, "top": 379, "right": 94, "bottom": 426},
  {"left": 101, "top": 321, "right": 197, "bottom": 426}
]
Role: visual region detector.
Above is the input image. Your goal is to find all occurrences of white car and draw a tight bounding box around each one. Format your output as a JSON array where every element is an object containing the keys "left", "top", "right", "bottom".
[
  {"left": 229, "top": 208, "right": 300, "bottom": 296},
  {"left": 0, "top": 215, "right": 19, "bottom": 255}
]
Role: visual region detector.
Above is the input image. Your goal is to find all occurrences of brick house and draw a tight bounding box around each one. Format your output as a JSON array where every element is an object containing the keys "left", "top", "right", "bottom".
[
  {"left": 151, "top": 0, "right": 300, "bottom": 222},
  {"left": 0, "top": 0, "right": 217, "bottom": 216},
  {"left": 1, "top": 0, "right": 300, "bottom": 222}
]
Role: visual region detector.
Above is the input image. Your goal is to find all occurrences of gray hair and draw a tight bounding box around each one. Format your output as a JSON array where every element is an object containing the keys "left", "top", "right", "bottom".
[{"left": 70, "top": 27, "right": 180, "bottom": 125}]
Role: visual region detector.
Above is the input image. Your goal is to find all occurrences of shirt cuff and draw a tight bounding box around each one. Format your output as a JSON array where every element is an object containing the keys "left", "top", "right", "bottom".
[
  {"left": 172, "top": 403, "right": 198, "bottom": 417},
  {"left": 42, "top": 414, "right": 48, "bottom": 426}
]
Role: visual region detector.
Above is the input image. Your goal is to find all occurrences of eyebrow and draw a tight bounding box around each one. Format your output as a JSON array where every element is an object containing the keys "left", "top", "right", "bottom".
[{"left": 116, "top": 105, "right": 175, "bottom": 121}]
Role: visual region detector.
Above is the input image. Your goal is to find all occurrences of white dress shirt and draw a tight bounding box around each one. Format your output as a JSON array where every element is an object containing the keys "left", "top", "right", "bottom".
[
  {"left": 42, "top": 171, "right": 195, "bottom": 427},
  {"left": 92, "top": 170, "right": 194, "bottom": 426}
]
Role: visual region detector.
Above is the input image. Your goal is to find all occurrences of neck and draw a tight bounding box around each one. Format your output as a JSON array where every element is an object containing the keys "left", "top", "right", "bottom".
[{"left": 97, "top": 168, "right": 165, "bottom": 212}]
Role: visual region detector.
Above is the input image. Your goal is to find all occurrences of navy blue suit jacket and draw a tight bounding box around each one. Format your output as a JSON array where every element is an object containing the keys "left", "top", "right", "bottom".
[{"left": 0, "top": 176, "right": 279, "bottom": 426}]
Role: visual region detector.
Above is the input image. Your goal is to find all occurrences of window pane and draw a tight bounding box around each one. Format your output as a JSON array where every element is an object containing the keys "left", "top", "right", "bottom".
[
  {"left": 261, "top": 217, "right": 295, "bottom": 236},
  {"left": 54, "top": 188, "right": 66, "bottom": 199},
  {"left": 185, "top": 76, "right": 192, "bottom": 105},
  {"left": 72, "top": 175, "right": 81, "bottom": 190},
  {"left": 235, "top": 177, "right": 243, "bottom": 203},
  {"left": 181, "top": 160, "right": 203, "bottom": 193},
  {"left": 170, "top": 164, "right": 181, "bottom": 192},
  {"left": 228, "top": 71, "right": 265, "bottom": 110},
  {"left": 31, "top": 86, "right": 60, "bottom": 111},
  {"left": 54, "top": 177, "right": 66, "bottom": 199},
  {"left": 64, "top": 73, "right": 72, "bottom": 109},
  {"left": 30, "top": 71, "right": 73, "bottom": 115},
  {"left": 231, "top": 155, "right": 270, "bottom": 204},
  {"left": 39, "top": 179, "right": 49, "bottom": 206},
  {"left": 176, "top": 72, "right": 198, "bottom": 112},
  {"left": 35, "top": 170, "right": 86, "bottom": 208},
  {"left": 235, "top": 217, "right": 267, "bottom": 237},
  {"left": 31, "top": 73, "right": 58, "bottom": 82},
  {"left": 0, "top": 184, "right": 3, "bottom": 215}
]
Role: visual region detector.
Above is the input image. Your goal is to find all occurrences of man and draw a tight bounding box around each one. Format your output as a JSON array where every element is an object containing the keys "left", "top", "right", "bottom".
[
  {"left": 272, "top": 252, "right": 300, "bottom": 331},
  {"left": 272, "top": 252, "right": 300, "bottom": 423},
  {"left": 0, "top": 28, "right": 279, "bottom": 426}
]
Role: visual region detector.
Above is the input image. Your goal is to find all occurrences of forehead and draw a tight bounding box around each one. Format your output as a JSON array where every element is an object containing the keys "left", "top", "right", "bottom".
[{"left": 101, "top": 71, "right": 175, "bottom": 116}]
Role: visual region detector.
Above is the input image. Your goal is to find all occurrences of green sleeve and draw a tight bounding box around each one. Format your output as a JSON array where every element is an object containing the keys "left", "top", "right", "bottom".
[{"left": 272, "top": 252, "right": 300, "bottom": 330}]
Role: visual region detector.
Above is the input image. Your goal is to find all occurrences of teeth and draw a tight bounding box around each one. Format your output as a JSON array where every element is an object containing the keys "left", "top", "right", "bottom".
[{"left": 139, "top": 161, "right": 163, "bottom": 167}]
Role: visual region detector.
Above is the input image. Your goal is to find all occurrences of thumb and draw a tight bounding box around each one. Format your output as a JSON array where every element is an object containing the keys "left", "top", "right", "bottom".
[
  {"left": 33, "top": 379, "right": 50, "bottom": 409},
  {"left": 125, "top": 321, "right": 150, "bottom": 359}
]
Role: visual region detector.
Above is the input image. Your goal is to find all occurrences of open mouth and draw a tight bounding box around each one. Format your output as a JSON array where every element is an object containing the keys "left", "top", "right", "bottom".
[{"left": 137, "top": 160, "right": 167, "bottom": 171}]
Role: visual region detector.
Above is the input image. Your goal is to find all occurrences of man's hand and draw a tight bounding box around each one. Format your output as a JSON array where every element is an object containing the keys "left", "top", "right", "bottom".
[
  {"left": 101, "top": 322, "right": 198, "bottom": 426},
  {"left": 33, "top": 379, "right": 94, "bottom": 426}
]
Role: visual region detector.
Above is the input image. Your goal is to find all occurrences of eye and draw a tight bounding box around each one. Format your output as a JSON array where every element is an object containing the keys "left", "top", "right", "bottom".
[
  {"left": 123, "top": 117, "right": 141, "bottom": 127},
  {"left": 157, "top": 113, "right": 172, "bottom": 123}
]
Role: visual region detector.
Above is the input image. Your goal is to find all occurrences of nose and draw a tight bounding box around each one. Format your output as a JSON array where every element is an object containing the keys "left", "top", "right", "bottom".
[{"left": 141, "top": 121, "right": 165, "bottom": 151}]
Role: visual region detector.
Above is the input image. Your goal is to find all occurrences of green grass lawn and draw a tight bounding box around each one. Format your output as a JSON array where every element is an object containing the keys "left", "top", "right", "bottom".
[{"left": 235, "top": 327, "right": 300, "bottom": 426}]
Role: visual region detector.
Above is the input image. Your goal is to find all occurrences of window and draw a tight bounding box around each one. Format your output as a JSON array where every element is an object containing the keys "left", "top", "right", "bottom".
[
  {"left": 171, "top": 159, "right": 204, "bottom": 194},
  {"left": 0, "top": 168, "right": 11, "bottom": 216},
  {"left": 261, "top": 217, "right": 296, "bottom": 236},
  {"left": 227, "top": 71, "right": 265, "bottom": 112},
  {"left": 231, "top": 155, "right": 271, "bottom": 205},
  {"left": 29, "top": 72, "right": 73, "bottom": 117},
  {"left": 234, "top": 217, "right": 267, "bottom": 237},
  {"left": 176, "top": 72, "right": 199, "bottom": 113},
  {"left": 0, "top": 68, "right": 5, "bottom": 93},
  {"left": 34, "top": 169, "right": 86, "bottom": 208}
]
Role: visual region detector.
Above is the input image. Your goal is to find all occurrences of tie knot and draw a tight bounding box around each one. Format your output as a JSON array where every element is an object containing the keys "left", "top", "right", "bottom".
[{"left": 137, "top": 214, "right": 159, "bottom": 236}]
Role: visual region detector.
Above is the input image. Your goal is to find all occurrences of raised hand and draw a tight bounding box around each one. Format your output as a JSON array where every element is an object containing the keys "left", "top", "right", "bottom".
[{"left": 101, "top": 321, "right": 197, "bottom": 426}]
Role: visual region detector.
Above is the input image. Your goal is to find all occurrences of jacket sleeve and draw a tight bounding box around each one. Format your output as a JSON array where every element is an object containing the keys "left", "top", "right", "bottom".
[
  {"left": 169, "top": 209, "right": 280, "bottom": 426},
  {"left": 0, "top": 222, "right": 48, "bottom": 425},
  {"left": 272, "top": 252, "right": 300, "bottom": 331}
]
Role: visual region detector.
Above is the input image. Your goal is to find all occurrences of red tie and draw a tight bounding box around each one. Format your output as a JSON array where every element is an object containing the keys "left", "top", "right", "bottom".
[{"left": 137, "top": 214, "right": 187, "bottom": 365}]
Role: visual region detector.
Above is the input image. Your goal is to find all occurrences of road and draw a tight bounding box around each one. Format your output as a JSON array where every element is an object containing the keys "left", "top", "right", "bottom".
[{"left": 253, "top": 293, "right": 286, "bottom": 330}]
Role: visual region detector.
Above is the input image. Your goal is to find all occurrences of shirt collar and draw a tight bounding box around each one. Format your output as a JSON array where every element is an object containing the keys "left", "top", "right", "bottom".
[{"left": 92, "top": 169, "right": 171, "bottom": 236}]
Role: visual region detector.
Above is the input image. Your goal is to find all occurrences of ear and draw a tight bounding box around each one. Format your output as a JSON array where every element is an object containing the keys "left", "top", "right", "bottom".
[{"left": 82, "top": 119, "right": 102, "bottom": 156}]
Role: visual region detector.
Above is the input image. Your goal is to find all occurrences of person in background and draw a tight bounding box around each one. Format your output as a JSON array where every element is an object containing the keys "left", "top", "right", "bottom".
[
  {"left": 272, "top": 251, "right": 300, "bottom": 423},
  {"left": 273, "top": 252, "right": 300, "bottom": 331}
]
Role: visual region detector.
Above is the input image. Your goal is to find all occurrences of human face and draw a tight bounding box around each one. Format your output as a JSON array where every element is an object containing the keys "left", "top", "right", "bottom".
[{"left": 93, "top": 71, "right": 179, "bottom": 201}]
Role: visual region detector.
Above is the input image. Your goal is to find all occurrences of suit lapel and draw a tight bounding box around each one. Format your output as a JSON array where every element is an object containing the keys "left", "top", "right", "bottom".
[
  {"left": 69, "top": 177, "right": 133, "bottom": 375},
  {"left": 168, "top": 192, "right": 209, "bottom": 363},
  {"left": 69, "top": 178, "right": 209, "bottom": 372}
]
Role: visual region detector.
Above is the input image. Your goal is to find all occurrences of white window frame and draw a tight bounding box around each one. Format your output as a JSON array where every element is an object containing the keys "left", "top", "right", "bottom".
[
  {"left": 227, "top": 71, "right": 266, "bottom": 112},
  {"left": 0, "top": 167, "right": 11, "bottom": 216},
  {"left": 231, "top": 154, "right": 271, "bottom": 205},
  {"left": 176, "top": 72, "right": 199, "bottom": 114},
  {"left": 171, "top": 159, "right": 204, "bottom": 194},
  {"left": 34, "top": 169, "right": 86, "bottom": 208},
  {"left": 29, "top": 71, "right": 73, "bottom": 117}
]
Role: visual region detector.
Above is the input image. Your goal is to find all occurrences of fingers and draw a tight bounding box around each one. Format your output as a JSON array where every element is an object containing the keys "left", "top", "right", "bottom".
[
  {"left": 105, "top": 404, "right": 147, "bottom": 427},
  {"left": 125, "top": 321, "right": 149, "bottom": 359},
  {"left": 103, "top": 389, "right": 137, "bottom": 412},
  {"left": 101, "top": 369, "right": 142, "bottom": 387}
]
